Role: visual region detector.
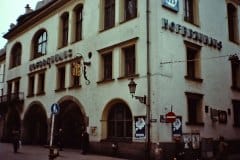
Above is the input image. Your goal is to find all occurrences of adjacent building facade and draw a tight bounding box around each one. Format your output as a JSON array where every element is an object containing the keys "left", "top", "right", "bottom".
[{"left": 0, "top": 0, "right": 239, "bottom": 159}]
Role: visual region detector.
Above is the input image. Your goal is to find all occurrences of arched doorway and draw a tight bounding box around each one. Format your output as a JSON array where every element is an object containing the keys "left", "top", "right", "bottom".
[
  {"left": 4, "top": 108, "right": 21, "bottom": 142},
  {"left": 23, "top": 103, "right": 48, "bottom": 145},
  {"left": 102, "top": 99, "right": 133, "bottom": 141},
  {"left": 55, "top": 99, "right": 86, "bottom": 148},
  {"left": 107, "top": 102, "right": 133, "bottom": 141}
]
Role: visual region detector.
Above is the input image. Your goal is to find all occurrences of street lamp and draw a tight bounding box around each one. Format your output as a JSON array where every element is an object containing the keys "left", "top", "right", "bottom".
[
  {"left": 128, "top": 78, "right": 146, "bottom": 104},
  {"left": 128, "top": 78, "right": 150, "bottom": 160}
]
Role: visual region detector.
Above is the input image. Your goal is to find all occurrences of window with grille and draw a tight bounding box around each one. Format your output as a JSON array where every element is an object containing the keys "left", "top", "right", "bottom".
[
  {"left": 57, "top": 66, "right": 66, "bottom": 90},
  {"left": 108, "top": 103, "right": 132, "bottom": 140},
  {"left": 230, "top": 56, "right": 240, "bottom": 90},
  {"left": 61, "top": 13, "right": 69, "bottom": 47},
  {"left": 123, "top": 45, "right": 135, "bottom": 76},
  {"left": 185, "top": 41, "right": 202, "bottom": 82},
  {"left": 38, "top": 72, "right": 45, "bottom": 94},
  {"left": 124, "top": 0, "right": 137, "bottom": 20},
  {"left": 184, "top": 0, "right": 198, "bottom": 25},
  {"left": 28, "top": 75, "right": 35, "bottom": 97},
  {"left": 185, "top": 92, "right": 204, "bottom": 125},
  {"left": 10, "top": 43, "right": 22, "bottom": 68},
  {"left": 104, "top": 0, "right": 115, "bottom": 29},
  {"left": 227, "top": 3, "right": 239, "bottom": 43},
  {"left": 74, "top": 4, "right": 83, "bottom": 41},
  {"left": 233, "top": 100, "right": 240, "bottom": 127},
  {"left": 103, "top": 52, "right": 112, "bottom": 80},
  {"left": 33, "top": 30, "right": 47, "bottom": 59}
]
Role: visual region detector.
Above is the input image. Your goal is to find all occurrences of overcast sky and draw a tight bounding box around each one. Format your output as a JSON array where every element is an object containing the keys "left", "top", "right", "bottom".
[{"left": 0, "top": 0, "right": 39, "bottom": 49}]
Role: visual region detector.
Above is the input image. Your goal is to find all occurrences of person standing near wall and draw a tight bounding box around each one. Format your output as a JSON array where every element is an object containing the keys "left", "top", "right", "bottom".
[
  {"left": 12, "top": 129, "right": 20, "bottom": 153},
  {"left": 81, "top": 130, "right": 89, "bottom": 154},
  {"left": 216, "top": 136, "right": 228, "bottom": 160},
  {"left": 57, "top": 128, "right": 63, "bottom": 151}
]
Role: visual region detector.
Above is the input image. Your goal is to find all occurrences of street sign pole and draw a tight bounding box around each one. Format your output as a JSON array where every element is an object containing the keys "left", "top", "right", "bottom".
[
  {"left": 49, "top": 103, "right": 60, "bottom": 160},
  {"left": 50, "top": 114, "right": 55, "bottom": 147}
]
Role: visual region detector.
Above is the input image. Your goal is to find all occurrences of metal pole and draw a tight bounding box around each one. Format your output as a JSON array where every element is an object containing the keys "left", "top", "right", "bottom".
[
  {"left": 50, "top": 114, "right": 55, "bottom": 147},
  {"left": 146, "top": 0, "right": 151, "bottom": 159},
  {"left": 49, "top": 114, "right": 55, "bottom": 160}
]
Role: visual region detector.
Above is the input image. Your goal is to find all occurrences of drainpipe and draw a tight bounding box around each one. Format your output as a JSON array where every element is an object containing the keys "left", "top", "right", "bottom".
[{"left": 146, "top": 0, "right": 151, "bottom": 160}]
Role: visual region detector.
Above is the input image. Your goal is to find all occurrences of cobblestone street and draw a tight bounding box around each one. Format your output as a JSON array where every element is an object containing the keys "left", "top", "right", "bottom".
[{"left": 0, "top": 143, "right": 127, "bottom": 160}]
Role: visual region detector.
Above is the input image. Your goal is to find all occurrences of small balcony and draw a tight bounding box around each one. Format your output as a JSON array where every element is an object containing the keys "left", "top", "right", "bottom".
[
  {"left": 0, "top": 92, "right": 24, "bottom": 114},
  {"left": 0, "top": 92, "right": 24, "bottom": 103},
  {"left": 0, "top": 92, "right": 24, "bottom": 115}
]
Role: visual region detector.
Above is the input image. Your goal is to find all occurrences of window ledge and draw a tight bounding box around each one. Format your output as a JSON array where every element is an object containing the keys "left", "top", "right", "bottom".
[
  {"left": 117, "top": 74, "right": 139, "bottom": 80},
  {"left": 231, "top": 86, "right": 240, "bottom": 92},
  {"left": 99, "top": 25, "right": 115, "bottom": 33},
  {"left": 68, "top": 85, "right": 82, "bottom": 90},
  {"left": 71, "top": 39, "right": 83, "bottom": 45},
  {"left": 120, "top": 17, "right": 137, "bottom": 24},
  {"left": 97, "top": 79, "right": 115, "bottom": 84},
  {"left": 55, "top": 88, "right": 67, "bottom": 92},
  {"left": 57, "top": 45, "right": 68, "bottom": 50},
  {"left": 185, "top": 122, "right": 204, "bottom": 126},
  {"left": 36, "top": 92, "right": 46, "bottom": 96},
  {"left": 184, "top": 18, "right": 200, "bottom": 27},
  {"left": 26, "top": 94, "right": 35, "bottom": 98},
  {"left": 229, "top": 39, "right": 239, "bottom": 45},
  {"left": 185, "top": 76, "right": 203, "bottom": 83}
]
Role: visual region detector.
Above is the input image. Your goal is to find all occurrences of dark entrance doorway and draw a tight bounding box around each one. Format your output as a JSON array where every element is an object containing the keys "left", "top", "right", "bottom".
[
  {"left": 23, "top": 104, "right": 48, "bottom": 145},
  {"left": 55, "top": 100, "right": 85, "bottom": 148},
  {"left": 3, "top": 108, "right": 21, "bottom": 142}
]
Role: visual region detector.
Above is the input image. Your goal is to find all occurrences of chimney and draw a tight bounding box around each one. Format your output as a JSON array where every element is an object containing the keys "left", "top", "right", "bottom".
[
  {"left": 10, "top": 23, "right": 16, "bottom": 29},
  {"left": 25, "top": 4, "right": 33, "bottom": 14}
]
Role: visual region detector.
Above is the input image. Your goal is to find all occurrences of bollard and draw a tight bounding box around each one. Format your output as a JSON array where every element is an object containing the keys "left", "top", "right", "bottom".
[
  {"left": 154, "top": 143, "right": 163, "bottom": 160},
  {"left": 49, "top": 147, "right": 59, "bottom": 160},
  {"left": 111, "top": 142, "right": 118, "bottom": 155}
]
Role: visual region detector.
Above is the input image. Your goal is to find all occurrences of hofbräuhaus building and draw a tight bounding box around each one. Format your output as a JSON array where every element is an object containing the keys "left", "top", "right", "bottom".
[{"left": 0, "top": 0, "right": 240, "bottom": 159}]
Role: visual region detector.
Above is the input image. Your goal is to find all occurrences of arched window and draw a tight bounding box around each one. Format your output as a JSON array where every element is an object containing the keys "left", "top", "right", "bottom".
[
  {"left": 74, "top": 4, "right": 83, "bottom": 42},
  {"left": 32, "top": 30, "right": 47, "bottom": 59},
  {"left": 227, "top": 3, "right": 239, "bottom": 43},
  {"left": 10, "top": 42, "right": 22, "bottom": 68},
  {"left": 108, "top": 103, "right": 132, "bottom": 140},
  {"left": 61, "top": 12, "right": 69, "bottom": 47}
]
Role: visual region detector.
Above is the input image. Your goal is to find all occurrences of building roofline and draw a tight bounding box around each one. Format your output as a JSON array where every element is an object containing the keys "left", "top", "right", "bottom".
[{"left": 3, "top": 0, "right": 70, "bottom": 40}]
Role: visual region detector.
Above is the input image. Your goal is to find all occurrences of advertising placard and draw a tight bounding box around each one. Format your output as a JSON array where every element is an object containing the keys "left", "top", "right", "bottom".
[
  {"left": 135, "top": 116, "right": 146, "bottom": 139},
  {"left": 172, "top": 116, "right": 182, "bottom": 137},
  {"left": 162, "top": 0, "right": 179, "bottom": 12}
]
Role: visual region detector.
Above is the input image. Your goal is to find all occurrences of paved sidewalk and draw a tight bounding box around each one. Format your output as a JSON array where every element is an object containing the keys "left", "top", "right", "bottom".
[{"left": 0, "top": 143, "right": 127, "bottom": 160}]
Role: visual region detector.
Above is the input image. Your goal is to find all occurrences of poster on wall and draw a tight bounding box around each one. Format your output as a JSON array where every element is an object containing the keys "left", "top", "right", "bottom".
[
  {"left": 182, "top": 133, "right": 200, "bottom": 149},
  {"left": 191, "top": 133, "right": 200, "bottom": 149},
  {"left": 135, "top": 116, "right": 146, "bottom": 139},
  {"left": 172, "top": 116, "right": 182, "bottom": 138},
  {"left": 218, "top": 110, "right": 227, "bottom": 124}
]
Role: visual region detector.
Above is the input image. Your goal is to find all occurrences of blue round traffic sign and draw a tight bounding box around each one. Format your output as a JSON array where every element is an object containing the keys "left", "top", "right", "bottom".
[{"left": 51, "top": 103, "right": 60, "bottom": 114}]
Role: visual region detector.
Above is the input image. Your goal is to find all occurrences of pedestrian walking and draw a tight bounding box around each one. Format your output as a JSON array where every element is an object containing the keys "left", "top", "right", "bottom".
[
  {"left": 81, "top": 130, "right": 89, "bottom": 154},
  {"left": 57, "top": 128, "right": 63, "bottom": 151},
  {"left": 12, "top": 129, "right": 20, "bottom": 153},
  {"left": 216, "top": 136, "right": 228, "bottom": 160}
]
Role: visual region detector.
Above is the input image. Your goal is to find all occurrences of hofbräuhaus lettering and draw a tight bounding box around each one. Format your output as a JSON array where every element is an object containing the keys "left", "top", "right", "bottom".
[
  {"left": 162, "top": 18, "right": 222, "bottom": 50},
  {"left": 29, "top": 49, "right": 73, "bottom": 72}
]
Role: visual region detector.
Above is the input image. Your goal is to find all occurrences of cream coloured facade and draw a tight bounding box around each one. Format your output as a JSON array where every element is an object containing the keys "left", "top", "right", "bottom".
[{"left": 0, "top": 0, "right": 240, "bottom": 159}]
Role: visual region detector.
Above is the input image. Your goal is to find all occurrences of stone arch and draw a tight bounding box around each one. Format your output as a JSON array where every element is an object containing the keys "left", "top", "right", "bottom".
[
  {"left": 101, "top": 98, "right": 133, "bottom": 140},
  {"left": 23, "top": 101, "right": 48, "bottom": 145},
  {"left": 4, "top": 108, "right": 21, "bottom": 142},
  {"left": 55, "top": 95, "right": 86, "bottom": 148}
]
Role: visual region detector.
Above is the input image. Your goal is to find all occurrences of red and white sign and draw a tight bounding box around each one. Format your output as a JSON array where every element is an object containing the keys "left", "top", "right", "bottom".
[{"left": 165, "top": 111, "right": 176, "bottom": 123}]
